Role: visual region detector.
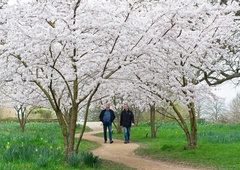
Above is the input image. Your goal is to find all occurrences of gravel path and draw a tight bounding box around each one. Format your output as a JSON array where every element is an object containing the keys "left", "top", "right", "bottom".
[{"left": 79, "top": 122, "right": 211, "bottom": 170}]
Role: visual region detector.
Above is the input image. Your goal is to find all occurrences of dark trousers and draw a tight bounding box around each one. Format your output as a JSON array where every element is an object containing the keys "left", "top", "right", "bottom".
[
  {"left": 103, "top": 121, "right": 112, "bottom": 142},
  {"left": 123, "top": 127, "right": 131, "bottom": 142}
]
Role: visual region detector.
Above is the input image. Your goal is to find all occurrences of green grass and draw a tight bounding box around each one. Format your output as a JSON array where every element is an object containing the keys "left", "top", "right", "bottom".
[
  {"left": 110, "top": 121, "right": 240, "bottom": 170},
  {"left": 3, "top": 121, "right": 240, "bottom": 170},
  {"left": 0, "top": 122, "right": 135, "bottom": 170}
]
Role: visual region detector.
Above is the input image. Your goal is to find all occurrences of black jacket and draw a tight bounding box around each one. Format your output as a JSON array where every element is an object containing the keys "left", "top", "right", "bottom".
[
  {"left": 120, "top": 109, "right": 135, "bottom": 127},
  {"left": 99, "top": 109, "right": 115, "bottom": 122}
]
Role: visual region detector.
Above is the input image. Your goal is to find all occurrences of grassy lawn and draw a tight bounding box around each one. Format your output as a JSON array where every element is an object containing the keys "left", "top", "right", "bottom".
[
  {"left": 0, "top": 122, "right": 135, "bottom": 170},
  {"left": 2, "top": 121, "right": 239, "bottom": 170},
  {"left": 110, "top": 121, "right": 240, "bottom": 170}
]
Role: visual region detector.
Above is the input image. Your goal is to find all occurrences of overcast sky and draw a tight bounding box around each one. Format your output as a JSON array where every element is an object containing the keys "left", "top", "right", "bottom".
[{"left": 212, "top": 82, "right": 240, "bottom": 104}]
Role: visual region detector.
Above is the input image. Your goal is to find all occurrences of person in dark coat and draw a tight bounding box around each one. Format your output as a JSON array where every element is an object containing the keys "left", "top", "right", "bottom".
[
  {"left": 120, "top": 104, "right": 135, "bottom": 144},
  {"left": 99, "top": 104, "right": 115, "bottom": 143}
]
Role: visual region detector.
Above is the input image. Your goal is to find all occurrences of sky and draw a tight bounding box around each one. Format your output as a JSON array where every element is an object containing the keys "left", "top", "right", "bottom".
[{"left": 212, "top": 82, "right": 240, "bottom": 104}]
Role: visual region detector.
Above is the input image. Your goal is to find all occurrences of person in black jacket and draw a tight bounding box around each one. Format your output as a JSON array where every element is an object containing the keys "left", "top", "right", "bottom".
[
  {"left": 99, "top": 104, "right": 115, "bottom": 143},
  {"left": 120, "top": 104, "right": 135, "bottom": 144}
]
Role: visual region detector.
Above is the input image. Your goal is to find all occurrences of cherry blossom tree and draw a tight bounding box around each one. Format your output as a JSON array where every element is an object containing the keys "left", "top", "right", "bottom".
[
  {"left": 132, "top": 1, "right": 239, "bottom": 148},
  {"left": 0, "top": 0, "right": 114, "bottom": 158},
  {"left": 93, "top": 0, "right": 239, "bottom": 148},
  {"left": 0, "top": 0, "right": 151, "bottom": 158}
]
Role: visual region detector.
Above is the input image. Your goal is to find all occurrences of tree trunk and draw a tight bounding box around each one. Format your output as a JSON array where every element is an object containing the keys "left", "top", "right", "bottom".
[
  {"left": 184, "top": 130, "right": 196, "bottom": 149},
  {"left": 75, "top": 104, "right": 89, "bottom": 153},
  {"left": 16, "top": 105, "right": 28, "bottom": 132},
  {"left": 56, "top": 110, "right": 69, "bottom": 160},
  {"left": 132, "top": 106, "right": 140, "bottom": 126},
  {"left": 75, "top": 83, "right": 100, "bottom": 152},
  {"left": 169, "top": 100, "right": 197, "bottom": 149},
  {"left": 112, "top": 96, "right": 123, "bottom": 134},
  {"left": 113, "top": 121, "right": 122, "bottom": 134},
  {"left": 150, "top": 104, "right": 156, "bottom": 138},
  {"left": 185, "top": 102, "right": 197, "bottom": 149},
  {"left": 112, "top": 109, "right": 122, "bottom": 134},
  {"left": 68, "top": 103, "right": 78, "bottom": 155}
]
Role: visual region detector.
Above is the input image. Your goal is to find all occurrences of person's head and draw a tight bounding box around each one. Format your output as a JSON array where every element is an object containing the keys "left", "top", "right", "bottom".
[
  {"left": 105, "top": 104, "right": 110, "bottom": 110},
  {"left": 123, "top": 104, "right": 128, "bottom": 110}
]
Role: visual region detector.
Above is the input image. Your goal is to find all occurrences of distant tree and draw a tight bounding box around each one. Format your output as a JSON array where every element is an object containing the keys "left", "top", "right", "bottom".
[
  {"left": 203, "top": 97, "right": 227, "bottom": 122},
  {"left": 228, "top": 92, "right": 240, "bottom": 123},
  {"left": 15, "top": 104, "right": 38, "bottom": 132},
  {"left": 88, "top": 106, "right": 101, "bottom": 121},
  {"left": 195, "top": 100, "right": 206, "bottom": 119},
  {"left": 132, "top": 105, "right": 142, "bottom": 126},
  {"left": 0, "top": 84, "right": 44, "bottom": 131}
]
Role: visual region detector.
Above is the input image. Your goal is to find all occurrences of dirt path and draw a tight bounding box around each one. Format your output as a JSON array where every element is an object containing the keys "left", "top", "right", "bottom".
[{"left": 79, "top": 122, "right": 211, "bottom": 170}]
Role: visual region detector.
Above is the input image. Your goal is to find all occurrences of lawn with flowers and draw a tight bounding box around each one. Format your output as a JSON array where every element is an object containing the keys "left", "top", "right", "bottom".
[
  {"left": 0, "top": 122, "right": 135, "bottom": 170},
  {"left": 113, "top": 121, "right": 240, "bottom": 170}
]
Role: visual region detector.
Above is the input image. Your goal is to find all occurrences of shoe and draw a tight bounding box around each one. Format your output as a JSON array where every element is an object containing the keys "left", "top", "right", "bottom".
[
  {"left": 127, "top": 141, "right": 130, "bottom": 143},
  {"left": 124, "top": 141, "right": 128, "bottom": 144},
  {"left": 104, "top": 141, "right": 107, "bottom": 143},
  {"left": 110, "top": 141, "right": 113, "bottom": 144}
]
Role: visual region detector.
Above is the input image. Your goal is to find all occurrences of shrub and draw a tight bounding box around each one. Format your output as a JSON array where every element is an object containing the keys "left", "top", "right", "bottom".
[
  {"left": 161, "top": 144, "right": 175, "bottom": 151},
  {"left": 2, "top": 143, "right": 35, "bottom": 162},
  {"left": 199, "top": 131, "right": 240, "bottom": 143},
  {"left": 80, "top": 151, "right": 100, "bottom": 168},
  {"left": 67, "top": 153, "right": 81, "bottom": 168},
  {"left": 31, "top": 108, "right": 54, "bottom": 119}
]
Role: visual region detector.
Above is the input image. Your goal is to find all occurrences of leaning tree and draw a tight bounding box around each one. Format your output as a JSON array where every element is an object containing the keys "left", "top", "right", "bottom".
[{"left": 102, "top": 0, "right": 240, "bottom": 149}]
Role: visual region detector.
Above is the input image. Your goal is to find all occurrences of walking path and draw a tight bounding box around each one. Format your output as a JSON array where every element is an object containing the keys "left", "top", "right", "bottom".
[{"left": 79, "top": 122, "right": 211, "bottom": 170}]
